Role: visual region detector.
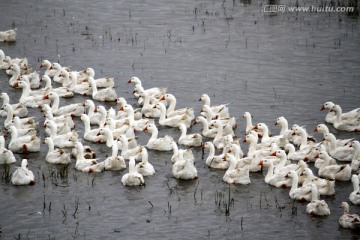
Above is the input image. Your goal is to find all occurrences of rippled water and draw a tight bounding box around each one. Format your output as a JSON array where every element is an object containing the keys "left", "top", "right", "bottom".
[{"left": 1, "top": 0, "right": 360, "bottom": 239}]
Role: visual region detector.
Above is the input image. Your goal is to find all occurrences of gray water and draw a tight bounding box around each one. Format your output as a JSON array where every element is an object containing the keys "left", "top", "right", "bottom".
[{"left": 1, "top": 0, "right": 360, "bottom": 239}]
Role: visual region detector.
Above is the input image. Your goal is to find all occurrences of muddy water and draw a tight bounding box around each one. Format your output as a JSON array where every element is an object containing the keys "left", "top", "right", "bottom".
[{"left": 0, "top": 0, "right": 360, "bottom": 239}]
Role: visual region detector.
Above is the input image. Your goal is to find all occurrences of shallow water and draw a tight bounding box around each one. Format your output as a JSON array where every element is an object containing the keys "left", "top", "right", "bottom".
[{"left": 1, "top": 0, "right": 360, "bottom": 239}]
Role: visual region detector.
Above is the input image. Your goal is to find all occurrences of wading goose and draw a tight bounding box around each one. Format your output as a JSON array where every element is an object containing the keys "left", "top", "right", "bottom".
[
  {"left": 339, "top": 202, "right": 360, "bottom": 229},
  {"left": 306, "top": 184, "right": 331, "bottom": 216},
  {"left": 0, "top": 135, "right": 16, "bottom": 164},
  {"left": 0, "top": 92, "right": 28, "bottom": 118},
  {"left": 82, "top": 67, "right": 115, "bottom": 88},
  {"left": 74, "top": 142, "right": 105, "bottom": 173},
  {"left": 349, "top": 174, "right": 360, "bottom": 205},
  {"left": 172, "top": 156, "right": 198, "bottom": 180},
  {"left": 87, "top": 77, "right": 117, "bottom": 102},
  {"left": 223, "top": 153, "right": 250, "bottom": 184},
  {"left": 104, "top": 139, "right": 126, "bottom": 171},
  {"left": 302, "top": 167, "right": 335, "bottom": 196},
  {"left": 40, "top": 60, "right": 56, "bottom": 77},
  {"left": 171, "top": 141, "right": 194, "bottom": 164},
  {"left": 202, "top": 141, "right": 229, "bottom": 169},
  {"left": 135, "top": 147, "right": 155, "bottom": 176},
  {"left": 11, "top": 159, "right": 35, "bottom": 186},
  {"left": 121, "top": 157, "right": 145, "bottom": 186},
  {"left": 44, "top": 92, "right": 85, "bottom": 116},
  {"left": 44, "top": 137, "right": 71, "bottom": 164},
  {"left": 199, "top": 93, "right": 229, "bottom": 118},
  {"left": 0, "top": 29, "right": 17, "bottom": 42},
  {"left": 178, "top": 123, "right": 202, "bottom": 147},
  {"left": 143, "top": 124, "right": 173, "bottom": 151},
  {"left": 8, "top": 126, "right": 40, "bottom": 153},
  {"left": 287, "top": 170, "right": 313, "bottom": 201}
]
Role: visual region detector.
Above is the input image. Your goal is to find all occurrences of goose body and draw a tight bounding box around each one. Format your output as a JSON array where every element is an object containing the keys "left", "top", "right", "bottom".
[
  {"left": 199, "top": 93, "right": 229, "bottom": 118},
  {"left": 119, "top": 134, "right": 142, "bottom": 161},
  {"left": 195, "top": 116, "right": 218, "bottom": 138},
  {"left": 0, "top": 92, "right": 28, "bottom": 118},
  {"left": 44, "top": 137, "right": 71, "bottom": 164},
  {"left": 287, "top": 170, "right": 313, "bottom": 201},
  {"left": 318, "top": 151, "right": 351, "bottom": 181},
  {"left": 104, "top": 139, "right": 126, "bottom": 171},
  {"left": 0, "top": 29, "right": 17, "bottom": 42},
  {"left": 135, "top": 148, "right": 155, "bottom": 176},
  {"left": 302, "top": 167, "right": 335, "bottom": 195},
  {"left": 83, "top": 67, "right": 115, "bottom": 88},
  {"left": 349, "top": 174, "right": 360, "bottom": 205},
  {"left": 178, "top": 123, "right": 202, "bottom": 147},
  {"left": 331, "top": 105, "right": 360, "bottom": 132},
  {"left": 8, "top": 126, "right": 40, "bottom": 153},
  {"left": 202, "top": 142, "right": 229, "bottom": 169},
  {"left": 171, "top": 141, "right": 194, "bottom": 164},
  {"left": 74, "top": 142, "right": 105, "bottom": 173},
  {"left": 155, "top": 102, "right": 193, "bottom": 128},
  {"left": 143, "top": 124, "right": 173, "bottom": 151},
  {"left": 88, "top": 77, "right": 117, "bottom": 102},
  {"left": 259, "top": 159, "right": 292, "bottom": 188},
  {"left": 41, "top": 75, "right": 74, "bottom": 98},
  {"left": 81, "top": 114, "right": 106, "bottom": 143},
  {"left": 40, "top": 60, "right": 57, "bottom": 77},
  {"left": 45, "top": 120, "right": 78, "bottom": 148},
  {"left": 339, "top": 202, "right": 360, "bottom": 229},
  {"left": 45, "top": 92, "right": 85, "bottom": 116},
  {"left": 0, "top": 135, "right": 16, "bottom": 164},
  {"left": 172, "top": 157, "right": 198, "bottom": 180},
  {"left": 306, "top": 184, "right": 331, "bottom": 216},
  {"left": 223, "top": 154, "right": 250, "bottom": 184},
  {"left": 11, "top": 159, "right": 35, "bottom": 186},
  {"left": 121, "top": 157, "right": 145, "bottom": 186},
  {"left": 324, "top": 133, "right": 354, "bottom": 161}
]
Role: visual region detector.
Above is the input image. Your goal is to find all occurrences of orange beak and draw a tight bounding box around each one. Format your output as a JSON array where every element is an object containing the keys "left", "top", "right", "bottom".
[
  {"left": 160, "top": 96, "right": 166, "bottom": 101},
  {"left": 313, "top": 127, "right": 318, "bottom": 132},
  {"left": 40, "top": 63, "right": 43, "bottom": 68},
  {"left": 271, "top": 152, "right": 276, "bottom": 156},
  {"left": 43, "top": 95, "right": 49, "bottom": 100},
  {"left": 13, "top": 82, "right": 19, "bottom": 88},
  {"left": 143, "top": 126, "right": 148, "bottom": 131},
  {"left": 118, "top": 106, "right": 124, "bottom": 111},
  {"left": 258, "top": 161, "right": 263, "bottom": 166},
  {"left": 242, "top": 138, "right": 247, "bottom": 143},
  {"left": 320, "top": 105, "right": 325, "bottom": 111},
  {"left": 253, "top": 124, "right": 258, "bottom": 130},
  {"left": 127, "top": 79, "right": 131, "bottom": 83}
]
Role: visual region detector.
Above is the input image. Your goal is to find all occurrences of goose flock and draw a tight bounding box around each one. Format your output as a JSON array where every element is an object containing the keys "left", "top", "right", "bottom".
[{"left": 1, "top": 29, "right": 360, "bottom": 229}]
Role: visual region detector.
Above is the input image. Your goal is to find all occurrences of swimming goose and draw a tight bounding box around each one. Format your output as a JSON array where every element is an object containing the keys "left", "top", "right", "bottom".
[
  {"left": 194, "top": 116, "right": 217, "bottom": 138},
  {"left": 272, "top": 150, "right": 299, "bottom": 174},
  {"left": 331, "top": 105, "right": 360, "bottom": 132},
  {"left": 121, "top": 157, "right": 145, "bottom": 186},
  {"left": 74, "top": 142, "right": 105, "bottom": 173},
  {"left": 2, "top": 104, "right": 36, "bottom": 129},
  {"left": 44, "top": 92, "right": 85, "bottom": 116},
  {"left": 318, "top": 150, "right": 351, "bottom": 181},
  {"left": 40, "top": 60, "right": 56, "bottom": 77},
  {"left": 155, "top": 102, "right": 193, "bottom": 128},
  {"left": 51, "top": 62, "right": 67, "bottom": 84},
  {"left": 202, "top": 141, "right": 229, "bottom": 169},
  {"left": 314, "top": 123, "right": 353, "bottom": 147},
  {"left": 71, "top": 145, "right": 96, "bottom": 159},
  {"left": 0, "top": 135, "right": 16, "bottom": 164},
  {"left": 349, "top": 174, "right": 360, "bottom": 205},
  {"left": 211, "top": 120, "right": 235, "bottom": 150},
  {"left": 87, "top": 77, "right": 117, "bottom": 102},
  {"left": 11, "top": 159, "right": 35, "bottom": 186},
  {"left": 321, "top": 102, "right": 360, "bottom": 123},
  {"left": 0, "top": 92, "right": 28, "bottom": 118},
  {"left": 143, "top": 124, "right": 173, "bottom": 151},
  {"left": 135, "top": 147, "right": 155, "bottom": 176},
  {"left": 41, "top": 75, "right": 74, "bottom": 98},
  {"left": 339, "top": 202, "right": 360, "bottom": 229},
  {"left": 222, "top": 153, "right": 250, "bottom": 184},
  {"left": 104, "top": 139, "right": 126, "bottom": 171},
  {"left": 258, "top": 159, "right": 292, "bottom": 188},
  {"left": 275, "top": 116, "right": 300, "bottom": 145},
  {"left": 118, "top": 104, "right": 154, "bottom": 131},
  {"left": 128, "top": 76, "right": 167, "bottom": 99},
  {"left": 45, "top": 120, "right": 78, "bottom": 148},
  {"left": 160, "top": 93, "right": 195, "bottom": 119},
  {"left": 66, "top": 71, "right": 92, "bottom": 96},
  {"left": 44, "top": 137, "right": 71, "bottom": 164},
  {"left": 80, "top": 114, "right": 106, "bottom": 143},
  {"left": 8, "top": 63, "right": 40, "bottom": 88},
  {"left": 171, "top": 141, "right": 194, "bottom": 164},
  {"left": 284, "top": 143, "right": 309, "bottom": 161},
  {"left": 178, "top": 123, "right": 202, "bottom": 147},
  {"left": 350, "top": 141, "right": 360, "bottom": 174},
  {"left": 253, "top": 123, "right": 287, "bottom": 148},
  {"left": 8, "top": 126, "right": 40, "bottom": 153},
  {"left": 306, "top": 184, "right": 331, "bottom": 216},
  {"left": 243, "top": 112, "right": 256, "bottom": 134},
  {"left": 302, "top": 167, "right": 335, "bottom": 195},
  {"left": 172, "top": 156, "right": 198, "bottom": 180},
  {"left": 82, "top": 67, "right": 115, "bottom": 88},
  {"left": 324, "top": 133, "right": 354, "bottom": 161},
  {"left": 83, "top": 100, "right": 102, "bottom": 125},
  {"left": 287, "top": 170, "right": 313, "bottom": 201},
  {"left": 119, "top": 134, "right": 142, "bottom": 161},
  {"left": 320, "top": 101, "right": 336, "bottom": 124},
  {"left": 14, "top": 81, "right": 48, "bottom": 107},
  {"left": 103, "top": 118, "right": 136, "bottom": 143},
  {"left": 314, "top": 145, "right": 337, "bottom": 169},
  {"left": 0, "top": 29, "right": 17, "bottom": 42},
  {"left": 199, "top": 93, "right": 229, "bottom": 118}
]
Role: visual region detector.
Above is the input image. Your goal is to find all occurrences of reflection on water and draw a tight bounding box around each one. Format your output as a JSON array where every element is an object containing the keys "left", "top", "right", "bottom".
[{"left": 0, "top": 0, "right": 360, "bottom": 239}]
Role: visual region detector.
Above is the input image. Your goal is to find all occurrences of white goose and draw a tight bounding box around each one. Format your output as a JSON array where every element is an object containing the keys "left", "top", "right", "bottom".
[
  {"left": 211, "top": 120, "right": 235, "bottom": 150},
  {"left": 87, "top": 77, "right": 117, "bottom": 102},
  {"left": 51, "top": 62, "right": 67, "bottom": 84},
  {"left": 118, "top": 104, "right": 154, "bottom": 131},
  {"left": 81, "top": 114, "right": 106, "bottom": 143},
  {"left": 351, "top": 140, "right": 360, "bottom": 174},
  {"left": 160, "top": 93, "right": 195, "bottom": 119},
  {"left": 66, "top": 71, "right": 92, "bottom": 96},
  {"left": 194, "top": 116, "right": 217, "bottom": 138},
  {"left": 171, "top": 141, "right": 194, "bottom": 164},
  {"left": 14, "top": 81, "right": 48, "bottom": 107},
  {"left": 320, "top": 101, "right": 336, "bottom": 124},
  {"left": 104, "top": 139, "right": 126, "bottom": 171},
  {"left": 9, "top": 63, "right": 40, "bottom": 88},
  {"left": 8, "top": 126, "right": 40, "bottom": 153},
  {"left": 72, "top": 145, "right": 97, "bottom": 160},
  {"left": 284, "top": 143, "right": 308, "bottom": 161},
  {"left": 318, "top": 150, "right": 351, "bottom": 181},
  {"left": 104, "top": 118, "right": 136, "bottom": 143},
  {"left": 253, "top": 123, "right": 286, "bottom": 148},
  {"left": 83, "top": 100, "right": 102, "bottom": 125},
  {"left": 258, "top": 159, "right": 291, "bottom": 188},
  {"left": 135, "top": 147, "right": 155, "bottom": 176},
  {"left": 243, "top": 112, "right": 256, "bottom": 134},
  {"left": 287, "top": 170, "right": 313, "bottom": 201},
  {"left": 40, "top": 60, "right": 56, "bottom": 77},
  {"left": 0, "top": 135, "right": 16, "bottom": 164},
  {"left": 324, "top": 133, "right": 354, "bottom": 161},
  {"left": 306, "top": 184, "right": 331, "bottom": 216},
  {"left": 302, "top": 167, "right": 335, "bottom": 196},
  {"left": 314, "top": 123, "right": 352, "bottom": 147},
  {"left": 44, "top": 137, "right": 71, "bottom": 164},
  {"left": 45, "top": 120, "right": 78, "bottom": 148},
  {"left": 128, "top": 76, "right": 167, "bottom": 99},
  {"left": 11, "top": 159, "right": 36, "bottom": 186},
  {"left": 172, "top": 156, "right": 198, "bottom": 180},
  {"left": 121, "top": 157, "right": 145, "bottom": 186},
  {"left": 41, "top": 75, "right": 74, "bottom": 98},
  {"left": 178, "top": 123, "right": 202, "bottom": 147},
  {"left": 350, "top": 174, "right": 360, "bottom": 205},
  {"left": 223, "top": 153, "right": 250, "bottom": 184},
  {"left": 2, "top": 104, "right": 36, "bottom": 129},
  {"left": 199, "top": 93, "right": 229, "bottom": 118},
  {"left": 44, "top": 92, "right": 85, "bottom": 116},
  {"left": 272, "top": 150, "right": 299, "bottom": 174},
  {"left": 82, "top": 67, "right": 115, "bottom": 88},
  {"left": 202, "top": 141, "right": 229, "bottom": 169},
  {"left": 119, "top": 134, "right": 142, "bottom": 161},
  {"left": 143, "top": 124, "right": 173, "bottom": 151},
  {"left": 331, "top": 105, "right": 360, "bottom": 132},
  {"left": 155, "top": 102, "right": 193, "bottom": 128},
  {"left": 74, "top": 142, "right": 105, "bottom": 173},
  {"left": 339, "top": 202, "right": 360, "bottom": 229},
  {"left": 0, "top": 29, "right": 17, "bottom": 42},
  {"left": 0, "top": 92, "right": 28, "bottom": 117},
  {"left": 275, "top": 116, "right": 300, "bottom": 146}
]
